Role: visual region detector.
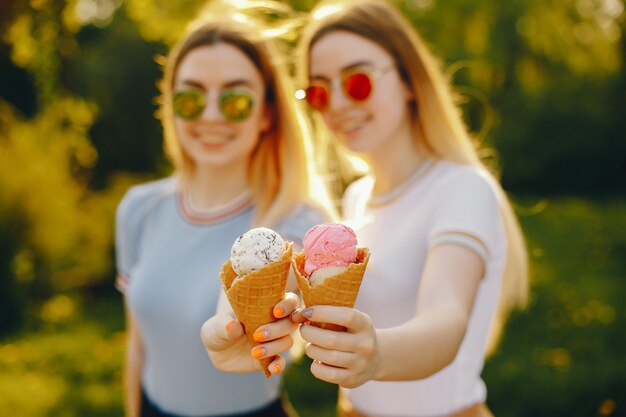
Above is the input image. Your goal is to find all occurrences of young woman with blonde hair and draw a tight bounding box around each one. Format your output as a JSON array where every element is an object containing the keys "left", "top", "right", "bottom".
[
  {"left": 203, "top": 0, "right": 528, "bottom": 416},
  {"left": 115, "top": 2, "right": 333, "bottom": 416},
  {"left": 290, "top": 0, "right": 529, "bottom": 415}
]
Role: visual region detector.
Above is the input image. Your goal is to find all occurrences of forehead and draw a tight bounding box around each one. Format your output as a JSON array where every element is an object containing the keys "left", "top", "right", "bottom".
[
  {"left": 175, "top": 43, "right": 264, "bottom": 87},
  {"left": 309, "top": 30, "right": 392, "bottom": 76}
]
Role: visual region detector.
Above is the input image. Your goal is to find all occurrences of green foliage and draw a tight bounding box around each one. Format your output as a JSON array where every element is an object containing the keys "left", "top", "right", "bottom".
[
  {"left": 124, "top": 0, "right": 207, "bottom": 45},
  {"left": 0, "top": 294, "right": 125, "bottom": 416},
  {"left": 284, "top": 354, "right": 338, "bottom": 417},
  {"left": 484, "top": 197, "right": 626, "bottom": 417},
  {"left": 0, "top": 98, "right": 142, "bottom": 333},
  {"left": 67, "top": 12, "right": 169, "bottom": 186}
]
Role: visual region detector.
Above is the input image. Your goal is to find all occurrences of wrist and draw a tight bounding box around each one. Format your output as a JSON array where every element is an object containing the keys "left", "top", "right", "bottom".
[{"left": 371, "top": 328, "right": 385, "bottom": 380}]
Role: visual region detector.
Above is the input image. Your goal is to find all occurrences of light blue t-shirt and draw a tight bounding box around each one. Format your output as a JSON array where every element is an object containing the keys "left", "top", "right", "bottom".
[{"left": 115, "top": 177, "right": 327, "bottom": 416}]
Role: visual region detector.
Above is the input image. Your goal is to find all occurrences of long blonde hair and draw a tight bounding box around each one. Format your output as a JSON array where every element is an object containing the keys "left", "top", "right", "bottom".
[
  {"left": 298, "top": 0, "right": 528, "bottom": 355},
  {"left": 160, "top": 1, "right": 335, "bottom": 227}
]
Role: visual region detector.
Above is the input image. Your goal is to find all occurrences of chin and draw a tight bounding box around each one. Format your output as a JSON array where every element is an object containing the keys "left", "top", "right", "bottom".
[
  {"left": 193, "top": 155, "right": 234, "bottom": 168},
  {"left": 341, "top": 136, "right": 376, "bottom": 155}
]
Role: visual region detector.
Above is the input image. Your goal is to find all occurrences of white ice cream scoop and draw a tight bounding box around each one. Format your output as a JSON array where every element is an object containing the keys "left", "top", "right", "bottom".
[{"left": 230, "top": 227, "right": 285, "bottom": 276}]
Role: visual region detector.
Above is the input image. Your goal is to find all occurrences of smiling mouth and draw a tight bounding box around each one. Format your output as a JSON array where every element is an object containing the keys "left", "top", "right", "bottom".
[
  {"left": 192, "top": 126, "right": 235, "bottom": 145},
  {"left": 336, "top": 116, "right": 370, "bottom": 135},
  {"left": 196, "top": 135, "right": 231, "bottom": 145}
]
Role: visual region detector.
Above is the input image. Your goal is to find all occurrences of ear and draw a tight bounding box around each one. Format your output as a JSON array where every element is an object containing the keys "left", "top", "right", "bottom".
[
  {"left": 261, "top": 104, "right": 273, "bottom": 133},
  {"left": 403, "top": 82, "right": 414, "bottom": 103}
]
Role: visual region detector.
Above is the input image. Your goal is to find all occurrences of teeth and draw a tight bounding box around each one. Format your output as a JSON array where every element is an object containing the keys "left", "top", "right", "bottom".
[
  {"left": 338, "top": 119, "right": 364, "bottom": 133},
  {"left": 196, "top": 134, "right": 229, "bottom": 145}
]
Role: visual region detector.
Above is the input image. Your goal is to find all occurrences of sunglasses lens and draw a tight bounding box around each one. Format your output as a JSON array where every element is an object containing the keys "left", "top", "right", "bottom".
[
  {"left": 344, "top": 72, "right": 372, "bottom": 101},
  {"left": 305, "top": 85, "right": 329, "bottom": 111},
  {"left": 220, "top": 90, "right": 254, "bottom": 122},
  {"left": 173, "top": 90, "right": 205, "bottom": 120}
]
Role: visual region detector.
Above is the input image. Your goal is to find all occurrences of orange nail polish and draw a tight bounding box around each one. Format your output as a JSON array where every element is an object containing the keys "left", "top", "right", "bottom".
[
  {"left": 273, "top": 305, "right": 285, "bottom": 318},
  {"left": 226, "top": 320, "right": 236, "bottom": 333},
  {"left": 253, "top": 329, "right": 269, "bottom": 342},
  {"left": 251, "top": 346, "right": 267, "bottom": 359},
  {"left": 273, "top": 363, "right": 281, "bottom": 374}
]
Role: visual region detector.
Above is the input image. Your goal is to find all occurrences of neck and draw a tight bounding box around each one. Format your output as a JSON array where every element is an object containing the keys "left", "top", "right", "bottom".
[
  {"left": 367, "top": 123, "right": 428, "bottom": 196},
  {"left": 185, "top": 162, "right": 250, "bottom": 209}
]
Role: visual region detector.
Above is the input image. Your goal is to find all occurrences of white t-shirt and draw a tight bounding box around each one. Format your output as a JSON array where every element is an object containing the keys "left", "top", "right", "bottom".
[{"left": 341, "top": 159, "right": 507, "bottom": 417}]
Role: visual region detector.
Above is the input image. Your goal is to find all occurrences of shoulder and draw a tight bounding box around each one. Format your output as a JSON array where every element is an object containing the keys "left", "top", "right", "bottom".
[
  {"left": 429, "top": 160, "right": 501, "bottom": 204},
  {"left": 279, "top": 202, "right": 330, "bottom": 230},
  {"left": 117, "top": 177, "right": 177, "bottom": 224},
  {"left": 344, "top": 175, "right": 374, "bottom": 201},
  {"left": 342, "top": 175, "right": 374, "bottom": 219},
  {"left": 432, "top": 160, "right": 496, "bottom": 188},
  {"left": 425, "top": 161, "right": 507, "bottom": 256},
  {"left": 275, "top": 203, "right": 330, "bottom": 244}
]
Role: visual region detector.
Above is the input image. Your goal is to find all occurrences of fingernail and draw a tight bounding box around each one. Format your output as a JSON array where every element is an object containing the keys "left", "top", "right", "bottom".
[
  {"left": 301, "top": 307, "right": 313, "bottom": 318},
  {"left": 273, "top": 363, "right": 281, "bottom": 374},
  {"left": 251, "top": 346, "right": 267, "bottom": 359},
  {"left": 226, "top": 320, "right": 236, "bottom": 333},
  {"left": 273, "top": 305, "right": 285, "bottom": 318},
  {"left": 253, "top": 329, "right": 269, "bottom": 342}
]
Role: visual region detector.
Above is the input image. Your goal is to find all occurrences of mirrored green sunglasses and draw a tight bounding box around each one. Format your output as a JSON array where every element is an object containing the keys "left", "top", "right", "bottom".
[{"left": 173, "top": 88, "right": 255, "bottom": 122}]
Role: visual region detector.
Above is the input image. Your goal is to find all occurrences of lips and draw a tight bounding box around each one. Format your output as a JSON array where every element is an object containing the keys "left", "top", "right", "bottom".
[
  {"left": 196, "top": 135, "right": 231, "bottom": 145},
  {"left": 332, "top": 114, "right": 371, "bottom": 135},
  {"left": 192, "top": 125, "right": 235, "bottom": 145}
]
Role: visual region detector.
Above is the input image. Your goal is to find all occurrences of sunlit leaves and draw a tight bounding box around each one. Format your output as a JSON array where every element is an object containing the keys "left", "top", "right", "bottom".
[
  {"left": 0, "top": 98, "right": 118, "bottom": 290},
  {"left": 124, "top": 0, "right": 205, "bottom": 45},
  {"left": 517, "top": 0, "right": 624, "bottom": 76}
]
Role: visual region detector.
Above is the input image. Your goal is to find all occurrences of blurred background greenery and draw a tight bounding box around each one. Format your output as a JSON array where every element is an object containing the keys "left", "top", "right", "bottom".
[{"left": 0, "top": 0, "right": 624, "bottom": 415}]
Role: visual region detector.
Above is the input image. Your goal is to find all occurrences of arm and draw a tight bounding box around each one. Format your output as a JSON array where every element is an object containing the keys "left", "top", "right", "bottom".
[
  {"left": 124, "top": 304, "right": 144, "bottom": 417},
  {"left": 293, "top": 243, "right": 483, "bottom": 388}
]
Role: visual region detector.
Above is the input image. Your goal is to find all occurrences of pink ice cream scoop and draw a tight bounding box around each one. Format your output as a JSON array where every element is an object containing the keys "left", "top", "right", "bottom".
[{"left": 302, "top": 224, "right": 358, "bottom": 277}]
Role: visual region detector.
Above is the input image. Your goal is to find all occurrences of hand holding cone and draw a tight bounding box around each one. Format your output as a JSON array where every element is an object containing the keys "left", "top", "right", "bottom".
[
  {"left": 219, "top": 228, "right": 292, "bottom": 377},
  {"left": 292, "top": 224, "right": 370, "bottom": 331}
]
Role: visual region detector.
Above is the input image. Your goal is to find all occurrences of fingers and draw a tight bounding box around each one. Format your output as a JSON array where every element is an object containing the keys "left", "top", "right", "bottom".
[
  {"left": 305, "top": 342, "right": 355, "bottom": 368},
  {"left": 273, "top": 292, "right": 300, "bottom": 318},
  {"left": 253, "top": 317, "right": 298, "bottom": 344},
  {"left": 250, "top": 335, "right": 294, "bottom": 363},
  {"left": 310, "top": 359, "right": 363, "bottom": 388},
  {"left": 200, "top": 312, "right": 243, "bottom": 353},
  {"left": 299, "top": 322, "right": 354, "bottom": 351},
  {"left": 292, "top": 305, "right": 369, "bottom": 333},
  {"left": 269, "top": 355, "right": 286, "bottom": 376}
]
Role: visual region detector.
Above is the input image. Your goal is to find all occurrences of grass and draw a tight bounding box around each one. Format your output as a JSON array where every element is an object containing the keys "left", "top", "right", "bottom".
[
  {"left": 484, "top": 197, "right": 626, "bottom": 417},
  {"left": 0, "top": 293, "right": 125, "bottom": 416},
  {"left": 0, "top": 197, "right": 624, "bottom": 416}
]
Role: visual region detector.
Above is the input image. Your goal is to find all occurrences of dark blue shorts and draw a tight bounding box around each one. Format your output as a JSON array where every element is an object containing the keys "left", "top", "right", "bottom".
[{"left": 140, "top": 389, "right": 295, "bottom": 417}]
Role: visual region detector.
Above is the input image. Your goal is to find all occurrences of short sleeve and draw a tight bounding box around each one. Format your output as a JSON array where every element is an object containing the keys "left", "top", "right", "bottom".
[
  {"left": 115, "top": 190, "right": 138, "bottom": 292},
  {"left": 115, "top": 178, "right": 174, "bottom": 293},
  {"left": 274, "top": 204, "right": 330, "bottom": 249},
  {"left": 427, "top": 167, "right": 505, "bottom": 261}
]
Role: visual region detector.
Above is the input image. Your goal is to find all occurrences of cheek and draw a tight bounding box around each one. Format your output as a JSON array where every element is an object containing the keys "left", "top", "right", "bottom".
[
  {"left": 238, "top": 114, "right": 264, "bottom": 146},
  {"left": 174, "top": 119, "right": 192, "bottom": 139},
  {"left": 373, "top": 85, "right": 409, "bottom": 122}
]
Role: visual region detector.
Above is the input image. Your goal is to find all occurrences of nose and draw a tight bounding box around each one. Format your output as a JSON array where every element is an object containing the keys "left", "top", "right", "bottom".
[
  {"left": 200, "top": 91, "right": 222, "bottom": 121},
  {"left": 327, "top": 78, "right": 350, "bottom": 112}
]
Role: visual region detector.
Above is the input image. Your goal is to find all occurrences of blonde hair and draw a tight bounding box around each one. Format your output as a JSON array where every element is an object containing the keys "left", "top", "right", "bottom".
[
  {"left": 160, "top": 1, "right": 336, "bottom": 227},
  {"left": 298, "top": 0, "right": 528, "bottom": 355}
]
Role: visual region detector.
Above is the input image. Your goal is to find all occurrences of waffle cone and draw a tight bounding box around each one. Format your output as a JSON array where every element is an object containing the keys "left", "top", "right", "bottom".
[
  {"left": 219, "top": 242, "right": 293, "bottom": 377},
  {"left": 292, "top": 247, "right": 370, "bottom": 331}
]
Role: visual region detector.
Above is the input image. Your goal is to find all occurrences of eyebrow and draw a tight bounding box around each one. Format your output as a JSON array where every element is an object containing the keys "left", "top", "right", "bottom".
[
  {"left": 310, "top": 60, "right": 375, "bottom": 81},
  {"left": 179, "top": 78, "right": 255, "bottom": 90}
]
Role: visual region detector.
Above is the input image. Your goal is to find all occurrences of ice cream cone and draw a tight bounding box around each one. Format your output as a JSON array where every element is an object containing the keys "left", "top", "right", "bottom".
[
  {"left": 220, "top": 242, "right": 293, "bottom": 377},
  {"left": 292, "top": 247, "right": 370, "bottom": 331}
]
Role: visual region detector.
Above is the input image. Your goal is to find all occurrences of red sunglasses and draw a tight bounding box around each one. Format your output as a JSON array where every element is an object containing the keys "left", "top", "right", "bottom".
[{"left": 298, "top": 64, "right": 395, "bottom": 111}]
